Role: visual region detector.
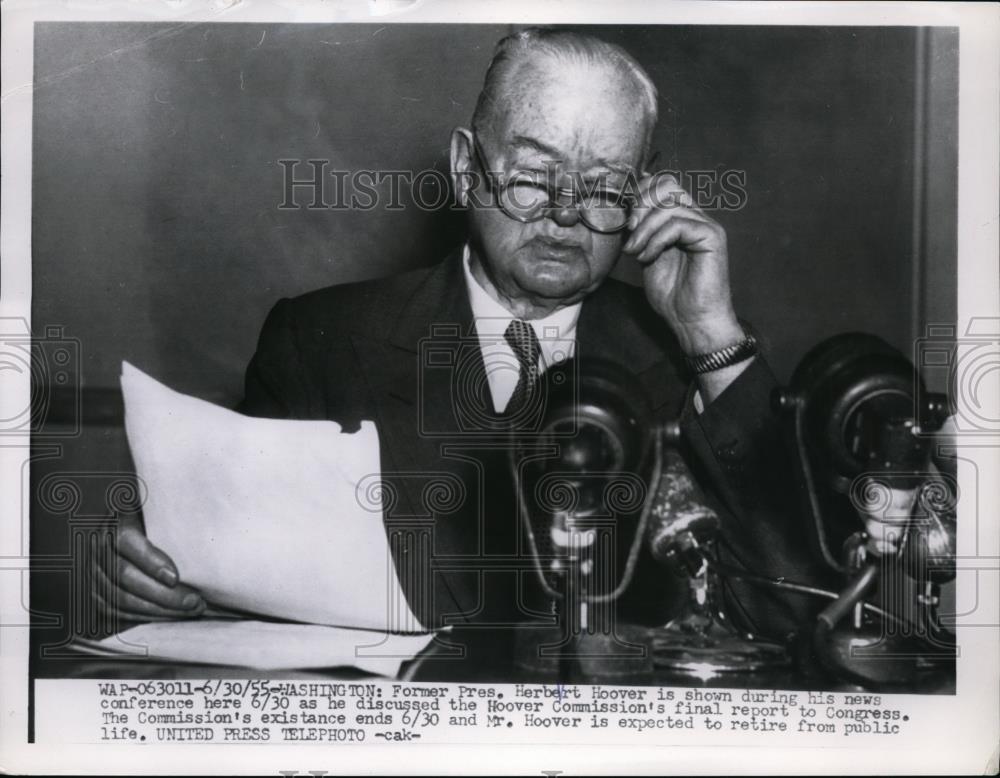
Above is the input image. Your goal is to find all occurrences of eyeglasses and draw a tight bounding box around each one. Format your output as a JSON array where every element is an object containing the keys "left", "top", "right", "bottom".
[{"left": 469, "top": 133, "right": 635, "bottom": 234}]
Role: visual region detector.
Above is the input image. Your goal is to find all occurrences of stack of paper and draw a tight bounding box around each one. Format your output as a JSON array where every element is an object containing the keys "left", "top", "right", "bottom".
[
  {"left": 115, "top": 362, "right": 428, "bottom": 672},
  {"left": 88, "top": 620, "right": 435, "bottom": 675}
]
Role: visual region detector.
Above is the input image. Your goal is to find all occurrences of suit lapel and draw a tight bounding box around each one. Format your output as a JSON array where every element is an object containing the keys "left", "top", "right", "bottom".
[{"left": 351, "top": 250, "right": 486, "bottom": 624}]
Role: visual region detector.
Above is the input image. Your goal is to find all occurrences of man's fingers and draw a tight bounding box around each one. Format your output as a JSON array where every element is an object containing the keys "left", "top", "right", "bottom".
[
  {"left": 626, "top": 211, "right": 720, "bottom": 264},
  {"left": 93, "top": 518, "right": 204, "bottom": 622},
  {"left": 115, "top": 522, "right": 180, "bottom": 587},
  {"left": 98, "top": 556, "right": 204, "bottom": 614},
  {"left": 93, "top": 572, "right": 204, "bottom": 620},
  {"left": 634, "top": 216, "right": 722, "bottom": 264},
  {"left": 92, "top": 589, "right": 199, "bottom": 624},
  {"left": 115, "top": 557, "right": 205, "bottom": 611},
  {"left": 625, "top": 199, "right": 713, "bottom": 256}
]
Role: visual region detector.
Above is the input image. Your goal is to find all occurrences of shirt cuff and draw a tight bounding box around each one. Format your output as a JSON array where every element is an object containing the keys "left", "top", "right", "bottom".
[{"left": 693, "top": 389, "right": 704, "bottom": 415}]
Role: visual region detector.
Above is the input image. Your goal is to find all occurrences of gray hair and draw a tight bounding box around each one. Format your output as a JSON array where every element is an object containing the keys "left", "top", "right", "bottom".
[{"left": 471, "top": 27, "right": 659, "bottom": 160}]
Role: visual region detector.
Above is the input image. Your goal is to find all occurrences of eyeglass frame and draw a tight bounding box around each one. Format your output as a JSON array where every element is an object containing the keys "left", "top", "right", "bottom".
[{"left": 465, "top": 131, "right": 638, "bottom": 235}]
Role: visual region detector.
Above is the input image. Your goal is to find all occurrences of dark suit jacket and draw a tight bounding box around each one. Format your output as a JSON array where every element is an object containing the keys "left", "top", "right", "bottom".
[{"left": 238, "top": 249, "right": 831, "bottom": 638}]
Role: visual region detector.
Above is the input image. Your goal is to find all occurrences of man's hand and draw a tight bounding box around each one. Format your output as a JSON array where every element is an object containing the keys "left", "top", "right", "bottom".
[
  {"left": 94, "top": 515, "right": 205, "bottom": 622},
  {"left": 623, "top": 173, "right": 752, "bottom": 402}
]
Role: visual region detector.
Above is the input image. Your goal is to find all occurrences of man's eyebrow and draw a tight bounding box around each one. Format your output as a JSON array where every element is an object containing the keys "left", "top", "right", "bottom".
[
  {"left": 507, "top": 134, "right": 636, "bottom": 177},
  {"left": 508, "top": 134, "right": 561, "bottom": 157}
]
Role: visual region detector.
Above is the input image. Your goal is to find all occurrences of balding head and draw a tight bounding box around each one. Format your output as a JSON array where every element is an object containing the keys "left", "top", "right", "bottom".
[{"left": 471, "top": 28, "right": 659, "bottom": 165}]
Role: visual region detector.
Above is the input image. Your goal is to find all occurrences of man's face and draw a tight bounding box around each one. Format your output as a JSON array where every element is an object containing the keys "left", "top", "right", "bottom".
[{"left": 461, "top": 59, "right": 649, "bottom": 310}]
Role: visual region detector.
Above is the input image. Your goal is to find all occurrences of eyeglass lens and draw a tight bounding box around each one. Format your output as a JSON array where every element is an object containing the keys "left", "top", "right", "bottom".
[{"left": 499, "top": 180, "right": 629, "bottom": 232}]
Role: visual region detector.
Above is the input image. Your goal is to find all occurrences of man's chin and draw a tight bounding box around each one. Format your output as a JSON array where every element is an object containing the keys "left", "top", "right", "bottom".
[{"left": 517, "top": 268, "right": 590, "bottom": 301}]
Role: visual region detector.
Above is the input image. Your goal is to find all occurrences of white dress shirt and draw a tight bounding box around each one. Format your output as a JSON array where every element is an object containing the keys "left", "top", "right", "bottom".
[{"left": 462, "top": 245, "right": 582, "bottom": 413}]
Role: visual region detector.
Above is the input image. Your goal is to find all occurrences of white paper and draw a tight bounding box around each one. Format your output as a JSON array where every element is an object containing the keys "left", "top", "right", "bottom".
[
  {"left": 120, "top": 361, "right": 424, "bottom": 633},
  {"left": 90, "top": 619, "right": 435, "bottom": 674}
]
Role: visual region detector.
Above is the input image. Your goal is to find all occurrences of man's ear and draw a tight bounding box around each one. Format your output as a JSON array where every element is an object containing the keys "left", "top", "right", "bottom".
[
  {"left": 450, "top": 127, "right": 475, "bottom": 207},
  {"left": 639, "top": 149, "right": 661, "bottom": 179}
]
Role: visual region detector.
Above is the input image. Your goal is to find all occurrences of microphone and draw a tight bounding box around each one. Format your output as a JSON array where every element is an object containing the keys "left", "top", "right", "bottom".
[
  {"left": 775, "top": 332, "right": 954, "bottom": 569},
  {"left": 646, "top": 445, "right": 720, "bottom": 575},
  {"left": 513, "top": 358, "right": 657, "bottom": 604},
  {"left": 509, "top": 357, "right": 662, "bottom": 678}
]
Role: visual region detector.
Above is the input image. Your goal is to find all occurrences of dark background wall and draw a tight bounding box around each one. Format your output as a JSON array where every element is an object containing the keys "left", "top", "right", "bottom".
[
  {"left": 29, "top": 23, "right": 958, "bottom": 654},
  {"left": 32, "top": 23, "right": 958, "bottom": 400}
]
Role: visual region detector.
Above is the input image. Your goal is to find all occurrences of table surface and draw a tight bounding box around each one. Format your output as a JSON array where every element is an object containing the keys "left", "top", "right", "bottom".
[{"left": 32, "top": 624, "right": 955, "bottom": 693}]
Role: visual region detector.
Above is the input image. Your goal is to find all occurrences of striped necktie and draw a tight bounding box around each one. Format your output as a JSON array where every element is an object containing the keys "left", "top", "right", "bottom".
[{"left": 503, "top": 318, "right": 541, "bottom": 416}]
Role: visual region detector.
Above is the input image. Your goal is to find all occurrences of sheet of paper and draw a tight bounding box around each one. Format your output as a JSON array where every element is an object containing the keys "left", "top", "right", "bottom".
[
  {"left": 91, "top": 620, "right": 435, "bottom": 675},
  {"left": 120, "top": 361, "right": 424, "bottom": 633}
]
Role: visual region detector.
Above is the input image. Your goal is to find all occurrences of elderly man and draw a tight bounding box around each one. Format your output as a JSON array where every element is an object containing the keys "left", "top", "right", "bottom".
[{"left": 99, "top": 29, "right": 824, "bottom": 638}]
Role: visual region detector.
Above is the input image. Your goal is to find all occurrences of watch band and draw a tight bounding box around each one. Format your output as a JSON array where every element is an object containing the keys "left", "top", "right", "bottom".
[{"left": 684, "top": 330, "right": 759, "bottom": 374}]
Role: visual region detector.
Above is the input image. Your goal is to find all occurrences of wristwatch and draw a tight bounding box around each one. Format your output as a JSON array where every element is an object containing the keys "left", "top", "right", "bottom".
[{"left": 683, "top": 329, "right": 759, "bottom": 374}]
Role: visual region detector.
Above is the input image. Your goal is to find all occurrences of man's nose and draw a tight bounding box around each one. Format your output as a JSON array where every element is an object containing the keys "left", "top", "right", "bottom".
[{"left": 546, "top": 204, "right": 582, "bottom": 229}]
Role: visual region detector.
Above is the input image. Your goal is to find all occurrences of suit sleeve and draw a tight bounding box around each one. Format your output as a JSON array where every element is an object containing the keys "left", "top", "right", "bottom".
[
  {"left": 678, "top": 356, "right": 837, "bottom": 639},
  {"left": 238, "top": 298, "right": 318, "bottom": 419}
]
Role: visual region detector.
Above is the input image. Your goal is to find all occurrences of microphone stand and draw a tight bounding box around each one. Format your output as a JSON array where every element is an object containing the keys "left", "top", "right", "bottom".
[
  {"left": 645, "top": 444, "right": 791, "bottom": 676},
  {"left": 772, "top": 339, "right": 957, "bottom": 689},
  {"left": 511, "top": 425, "right": 664, "bottom": 681}
]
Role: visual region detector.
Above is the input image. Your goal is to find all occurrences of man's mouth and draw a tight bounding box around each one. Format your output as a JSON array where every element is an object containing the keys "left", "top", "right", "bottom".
[{"left": 530, "top": 238, "right": 585, "bottom": 262}]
